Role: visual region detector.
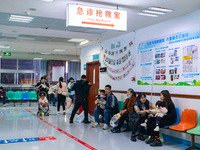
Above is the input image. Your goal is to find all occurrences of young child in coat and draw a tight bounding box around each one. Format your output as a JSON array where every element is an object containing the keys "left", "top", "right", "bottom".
[
  {"left": 39, "top": 93, "right": 49, "bottom": 116},
  {"left": 95, "top": 90, "right": 106, "bottom": 116},
  {"left": 141, "top": 100, "right": 168, "bottom": 131}
]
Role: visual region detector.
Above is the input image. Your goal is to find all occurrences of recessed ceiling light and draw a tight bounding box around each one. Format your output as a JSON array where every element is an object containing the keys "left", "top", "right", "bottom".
[
  {"left": 148, "top": 7, "right": 173, "bottom": 13},
  {"left": 9, "top": 15, "right": 34, "bottom": 23},
  {"left": 41, "top": 52, "right": 51, "bottom": 55},
  {"left": 0, "top": 45, "right": 11, "bottom": 49},
  {"left": 53, "top": 49, "right": 66, "bottom": 52},
  {"left": 80, "top": 40, "right": 89, "bottom": 45},
  {"left": 137, "top": 13, "right": 158, "bottom": 17},
  {"left": 71, "top": 60, "right": 80, "bottom": 62},
  {"left": 41, "top": 0, "right": 54, "bottom": 1},
  {"left": 68, "top": 38, "right": 86, "bottom": 42},
  {"left": 34, "top": 58, "right": 43, "bottom": 60},
  {"left": 142, "top": 10, "right": 165, "bottom": 15}
]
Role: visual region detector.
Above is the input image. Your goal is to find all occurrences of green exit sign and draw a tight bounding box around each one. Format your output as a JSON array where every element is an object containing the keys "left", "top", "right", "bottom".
[{"left": 4, "top": 52, "right": 11, "bottom": 56}]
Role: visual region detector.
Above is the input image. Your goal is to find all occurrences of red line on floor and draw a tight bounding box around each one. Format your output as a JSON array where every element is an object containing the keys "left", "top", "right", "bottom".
[{"left": 25, "top": 109, "right": 97, "bottom": 150}]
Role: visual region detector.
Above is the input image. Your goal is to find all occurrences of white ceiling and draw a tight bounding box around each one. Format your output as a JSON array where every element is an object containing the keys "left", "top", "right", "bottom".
[{"left": 0, "top": 0, "right": 200, "bottom": 60}]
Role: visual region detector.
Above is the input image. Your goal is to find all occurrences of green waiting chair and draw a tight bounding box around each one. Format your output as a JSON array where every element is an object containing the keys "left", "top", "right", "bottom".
[
  {"left": 6, "top": 91, "right": 14, "bottom": 101},
  {"left": 28, "top": 91, "right": 37, "bottom": 106},
  {"left": 186, "top": 114, "right": 200, "bottom": 150},
  {"left": 118, "top": 101, "right": 124, "bottom": 111},
  {"left": 13, "top": 91, "right": 22, "bottom": 107}
]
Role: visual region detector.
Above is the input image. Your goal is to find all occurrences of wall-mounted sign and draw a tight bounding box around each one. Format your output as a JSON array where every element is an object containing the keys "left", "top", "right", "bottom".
[
  {"left": 84, "top": 64, "right": 86, "bottom": 70},
  {"left": 100, "top": 67, "right": 107, "bottom": 72},
  {"left": 66, "top": 4, "right": 127, "bottom": 31},
  {"left": 93, "top": 54, "right": 99, "bottom": 61},
  {"left": 4, "top": 52, "right": 11, "bottom": 56}
]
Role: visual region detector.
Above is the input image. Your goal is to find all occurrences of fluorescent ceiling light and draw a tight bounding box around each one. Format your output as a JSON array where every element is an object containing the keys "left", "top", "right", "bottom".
[
  {"left": 0, "top": 45, "right": 11, "bottom": 49},
  {"left": 68, "top": 38, "right": 85, "bottom": 42},
  {"left": 0, "top": 56, "right": 2, "bottom": 58},
  {"left": 53, "top": 49, "right": 66, "bottom": 52},
  {"left": 137, "top": 13, "right": 158, "bottom": 17},
  {"left": 41, "top": 0, "right": 54, "bottom": 1},
  {"left": 71, "top": 60, "right": 80, "bottom": 62},
  {"left": 34, "top": 58, "right": 43, "bottom": 60},
  {"left": 41, "top": 52, "right": 51, "bottom": 55},
  {"left": 9, "top": 15, "right": 34, "bottom": 23},
  {"left": 149, "top": 7, "right": 173, "bottom": 12},
  {"left": 80, "top": 40, "right": 89, "bottom": 45},
  {"left": 143, "top": 10, "right": 165, "bottom": 15}
]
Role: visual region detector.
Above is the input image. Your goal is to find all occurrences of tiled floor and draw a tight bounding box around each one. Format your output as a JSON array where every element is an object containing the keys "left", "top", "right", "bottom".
[{"left": 0, "top": 104, "right": 185, "bottom": 150}]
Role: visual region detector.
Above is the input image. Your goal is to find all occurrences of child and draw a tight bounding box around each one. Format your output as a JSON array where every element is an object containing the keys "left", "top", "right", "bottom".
[
  {"left": 39, "top": 93, "right": 49, "bottom": 116},
  {"left": 141, "top": 101, "right": 168, "bottom": 131},
  {"left": 95, "top": 90, "right": 106, "bottom": 117}
]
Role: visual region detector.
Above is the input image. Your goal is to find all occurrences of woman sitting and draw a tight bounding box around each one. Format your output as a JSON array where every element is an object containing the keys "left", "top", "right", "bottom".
[
  {"left": 111, "top": 88, "right": 136, "bottom": 133},
  {"left": 146, "top": 90, "right": 176, "bottom": 147},
  {"left": 130, "top": 93, "right": 153, "bottom": 142}
]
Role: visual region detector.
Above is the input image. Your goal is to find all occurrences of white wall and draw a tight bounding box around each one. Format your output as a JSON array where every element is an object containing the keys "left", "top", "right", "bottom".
[{"left": 81, "top": 10, "right": 200, "bottom": 144}]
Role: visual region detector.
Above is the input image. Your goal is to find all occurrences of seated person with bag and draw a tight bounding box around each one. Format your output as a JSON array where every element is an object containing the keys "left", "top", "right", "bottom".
[
  {"left": 111, "top": 88, "right": 137, "bottom": 133},
  {"left": 0, "top": 86, "right": 7, "bottom": 107}
]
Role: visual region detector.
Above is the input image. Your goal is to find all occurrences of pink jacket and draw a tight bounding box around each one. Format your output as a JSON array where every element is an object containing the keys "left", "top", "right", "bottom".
[{"left": 57, "top": 82, "right": 67, "bottom": 94}]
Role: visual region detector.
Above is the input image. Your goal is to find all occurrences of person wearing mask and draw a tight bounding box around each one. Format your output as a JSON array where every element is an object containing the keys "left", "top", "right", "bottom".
[
  {"left": 146, "top": 90, "right": 176, "bottom": 147},
  {"left": 57, "top": 77, "right": 67, "bottom": 115},
  {"left": 67, "top": 77, "right": 75, "bottom": 103},
  {"left": 93, "top": 85, "right": 119, "bottom": 130},
  {"left": 111, "top": 88, "right": 137, "bottom": 133},
  {"left": 130, "top": 93, "right": 153, "bottom": 142},
  {"left": 0, "top": 86, "right": 7, "bottom": 107},
  {"left": 69, "top": 75, "right": 91, "bottom": 124}
]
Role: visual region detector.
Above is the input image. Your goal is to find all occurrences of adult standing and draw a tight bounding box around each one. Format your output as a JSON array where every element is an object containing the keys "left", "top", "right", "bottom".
[
  {"left": 67, "top": 77, "right": 75, "bottom": 103},
  {"left": 35, "top": 77, "right": 49, "bottom": 96},
  {"left": 69, "top": 75, "right": 91, "bottom": 124},
  {"left": 0, "top": 86, "right": 7, "bottom": 107},
  {"left": 111, "top": 88, "right": 136, "bottom": 133},
  {"left": 57, "top": 77, "right": 67, "bottom": 115},
  {"left": 146, "top": 90, "right": 176, "bottom": 147},
  {"left": 130, "top": 93, "right": 153, "bottom": 142},
  {"left": 93, "top": 85, "right": 119, "bottom": 130}
]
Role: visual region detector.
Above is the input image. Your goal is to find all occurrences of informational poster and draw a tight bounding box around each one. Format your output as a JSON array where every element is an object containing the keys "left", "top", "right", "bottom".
[
  {"left": 138, "top": 30, "right": 200, "bottom": 86},
  {"left": 52, "top": 66, "right": 64, "bottom": 82}
]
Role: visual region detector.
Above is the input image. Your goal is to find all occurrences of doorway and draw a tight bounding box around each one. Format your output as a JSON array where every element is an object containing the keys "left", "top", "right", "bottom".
[{"left": 86, "top": 61, "right": 99, "bottom": 115}]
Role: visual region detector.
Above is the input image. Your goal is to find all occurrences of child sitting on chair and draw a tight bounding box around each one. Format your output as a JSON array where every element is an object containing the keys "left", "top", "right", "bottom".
[
  {"left": 95, "top": 90, "right": 106, "bottom": 116},
  {"left": 39, "top": 93, "right": 49, "bottom": 116},
  {"left": 141, "top": 100, "right": 168, "bottom": 131}
]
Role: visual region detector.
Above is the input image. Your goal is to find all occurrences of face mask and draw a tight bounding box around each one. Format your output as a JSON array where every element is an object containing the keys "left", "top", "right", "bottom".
[{"left": 127, "top": 95, "right": 131, "bottom": 98}]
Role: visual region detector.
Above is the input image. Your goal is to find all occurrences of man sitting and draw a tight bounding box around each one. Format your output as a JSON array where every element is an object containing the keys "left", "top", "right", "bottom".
[
  {"left": 0, "top": 86, "right": 7, "bottom": 107},
  {"left": 93, "top": 85, "right": 119, "bottom": 130}
]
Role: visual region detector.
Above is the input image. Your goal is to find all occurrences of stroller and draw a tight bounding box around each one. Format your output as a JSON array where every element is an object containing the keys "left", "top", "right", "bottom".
[{"left": 37, "top": 91, "right": 50, "bottom": 116}]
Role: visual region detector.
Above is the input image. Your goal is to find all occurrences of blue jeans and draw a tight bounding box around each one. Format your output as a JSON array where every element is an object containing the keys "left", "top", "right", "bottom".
[
  {"left": 94, "top": 108, "right": 114, "bottom": 125},
  {"left": 48, "top": 93, "right": 56, "bottom": 105},
  {"left": 69, "top": 95, "right": 74, "bottom": 103},
  {"left": 0, "top": 95, "right": 7, "bottom": 104}
]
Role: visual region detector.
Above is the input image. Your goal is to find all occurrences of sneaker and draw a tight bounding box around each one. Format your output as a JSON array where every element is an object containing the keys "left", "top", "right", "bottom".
[
  {"left": 111, "top": 128, "right": 121, "bottom": 133},
  {"left": 138, "top": 134, "right": 145, "bottom": 141},
  {"left": 83, "top": 120, "right": 91, "bottom": 124},
  {"left": 146, "top": 137, "right": 155, "bottom": 144},
  {"left": 57, "top": 112, "right": 60, "bottom": 115},
  {"left": 69, "top": 120, "right": 73, "bottom": 123},
  {"left": 3, "top": 104, "right": 6, "bottom": 107},
  {"left": 140, "top": 122, "right": 147, "bottom": 128},
  {"left": 154, "top": 126, "right": 160, "bottom": 132},
  {"left": 103, "top": 124, "right": 108, "bottom": 130},
  {"left": 150, "top": 140, "right": 162, "bottom": 147},
  {"left": 131, "top": 135, "right": 137, "bottom": 142},
  {"left": 92, "top": 122, "right": 100, "bottom": 128},
  {"left": 99, "top": 115, "right": 103, "bottom": 119},
  {"left": 63, "top": 111, "right": 66, "bottom": 115}
]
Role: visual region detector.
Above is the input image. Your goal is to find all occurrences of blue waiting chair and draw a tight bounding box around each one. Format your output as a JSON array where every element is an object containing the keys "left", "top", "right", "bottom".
[
  {"left": 22, "top": 92, "right": 30, "bottom": 105},
  {"left": 164, "top": 107, "right": 180, "bottom": 128}
]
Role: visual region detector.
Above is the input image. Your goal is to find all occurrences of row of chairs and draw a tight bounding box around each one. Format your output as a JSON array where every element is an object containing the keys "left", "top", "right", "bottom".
[
  {"left": 6, "top": 91, "right": 37, "bottom": 106},
  {"left": 118, "top": 101, "right": 200, "bottom": 149}
]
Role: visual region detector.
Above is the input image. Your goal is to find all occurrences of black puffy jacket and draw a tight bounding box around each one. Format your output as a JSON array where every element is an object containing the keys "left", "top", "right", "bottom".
[{"left": 71, "top": 80, "right": 91, "bottom": 100}]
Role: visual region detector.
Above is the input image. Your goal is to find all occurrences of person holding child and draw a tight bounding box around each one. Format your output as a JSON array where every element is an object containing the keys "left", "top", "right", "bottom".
[
  {"left": 95, "top": 90, "right": 106, "bottom": 116},
  {"left": 111, "top": 88, "right": 137, "bottom": 133},
  {"left": 146, "top": 90, "right": 176, "bottom": 147}
]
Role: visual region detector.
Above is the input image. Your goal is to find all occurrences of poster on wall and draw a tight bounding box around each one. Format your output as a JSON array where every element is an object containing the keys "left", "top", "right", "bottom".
[
  {"left": 138, "top": 30, "right": 200, "bottom": 86},
  {"left": 52, "top": 66, "right": 64, "bottom": 81}
]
